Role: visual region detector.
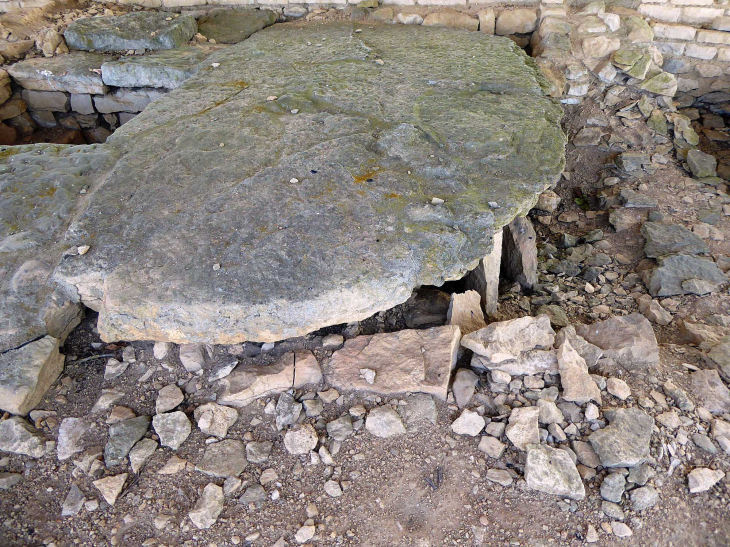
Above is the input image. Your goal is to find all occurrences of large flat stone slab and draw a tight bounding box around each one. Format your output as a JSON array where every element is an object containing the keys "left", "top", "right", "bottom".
[
  {"left": 101, "top": 46, "right": 220, "bottom": 90},
  {"left": 64, "top": 12, "right": 197, "bottom": 52},
  {"left": 197, "top": 8, "right": 278, "bottom": 44},
  {"left": 54, "top": 23, "right": 565, "bottom": 344},
  {"left": 324, "top": 325, "right": 461, "bottom": 400},
  {"left": 7, "top": 53, "right": 109, "bottom": 95}
]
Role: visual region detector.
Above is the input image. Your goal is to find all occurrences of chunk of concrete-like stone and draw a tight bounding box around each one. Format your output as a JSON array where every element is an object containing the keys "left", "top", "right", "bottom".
[
  {"left": 65, "top": 12, "right": 198, "bottom": 52},
  {"left": 557, "top": 340, "right": 601, "bottom": 404},
  {"left": 462, "top": 315, "right": 555, "bottom": 363},
  {"left": 53, "top": 23, "right": 565, "bottom": 346},
  {"left": 501, "top": 216, "right": 538, "bottom": 290},
  {"left": 325, "top": 326, "right": 461, "bottom": 401},
  {"left": 366, "top": 406, "right": 406, "bottom": 438},
  {"left": 505, "top": 406, "right": 539, "bottom": 451}
]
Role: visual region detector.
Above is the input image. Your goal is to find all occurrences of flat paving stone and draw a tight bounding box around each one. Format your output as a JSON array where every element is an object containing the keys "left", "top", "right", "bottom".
[
  {"left": 197, "top": 8, "right": 277, "bottom": 44},
  {"left": 7, "top": 53, "right": 109, "bottom": 95}
]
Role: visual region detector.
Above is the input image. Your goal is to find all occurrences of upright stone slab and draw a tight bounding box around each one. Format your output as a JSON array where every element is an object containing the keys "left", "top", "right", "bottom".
[
  {"left": 64, "top": 12, "right": 197, "bottom": 52},
  {"left": 7, "top": 53, "right": 109, "bottom": 95},
  {"left": 197, "top": 8, "right": 278, "bottom": 44},
  {"left": 55, "top": 23, "right": 565, "bottom": 344}
]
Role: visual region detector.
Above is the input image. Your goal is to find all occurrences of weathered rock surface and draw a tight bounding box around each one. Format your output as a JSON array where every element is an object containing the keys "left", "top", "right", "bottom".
[
  {"left": 576, "top": 314, "right": 658, "bottom": 369},
  {"left": 0, "top": 336, "right": 64, "bottom": 416},
  {"left": 643, "top": 255, "right": 728, "bottom": 297},
  {"left": 557, "top": 340, "right": 601, "bottom": 404},
  {"left": 57, "top": 417, "right": 88, "bottom": 461},
  {"left": 447, "top": 290, "right": 486, "bottom": 335},
  {"left": 641, "top": 222, "right": 709, "bottom": 258},
  {"left": 501, "top": 216, "right": 538, "bottom": 289},
  {"left": 505, "top": 406, "right": 539, "bottom": 451},
  {"left": 7, "top": 53, "right": 109, "bottom": 95},
  {"left": 366, "top": 406, "right": 406, "bottom": 438},
  {"left": 219, "top": 351, "right": 320, "bottom": 406},
  {"left": 197, "top": 8, "right": 277, "bottom": 44},
  {"left": 1, "top": 144, "right": 116, "bottom": 354},
  {"left": 451, "top": 409, "right": 485, "bottom": 436},
  {"left": 54, "top": 23, "right": 564, "bottom": 345},
  {"left": 687, "top": 468, "right": 725, "bottom": 493},
  {"left": 194, "top": 402, "right": 238, "bottom": 437},
  {"left": 589, "top": 408, "right": 654, "bottom": 468},
  {"left": 525, "top": 444, "right": 585, "bottom": 500},
  {"left": 691, "top": 369, "right": 730, "bottom": 415},
  {"left": 105, "top": 416, "right": 150, "bottom": 466},
  {"left": 196, "top": 439, "right": 247, "bottom": 477},
  {"left": 188, "top": 483, "right": 223, "bottom": 529},
  {"left": 93, "top": 473, "right": 126, "bottom": 506},
  {"left": 325, "top": 326, "right": 460, "bottom": 400},
  {"left": 152, "top": 411, "right": 191, "bottom": 450},
  {"left": 101, "top": 47, "right": 215, "bottom": 89},
  {"left": 0, "top": 417, "right": 46, "bottom": 458},
  {"left": 65, "top": 13, "right": 198, "bottom": 52}
]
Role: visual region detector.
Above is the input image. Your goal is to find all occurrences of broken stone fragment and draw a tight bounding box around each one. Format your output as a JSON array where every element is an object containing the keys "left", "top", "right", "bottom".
[
  {"left": 283, "top": 424, "right": 318, "bottom": 455},
  {"left": 196, "top": 439, "right": 247, "bottom": 478},
  {"left": 93, "top": 473, "right": 127, "bottom": 506},
  {"left": 447, "top": 290, "right": 486, "bottom": 335},
  {"left": 197, "top": 8, "right": 277, "bottom": 44},
  {"left": 152, "top": 411, "right": 191, "bottom": 450},
  {"left": 219, "top": 351, "right": 320, "bottom": 407},
  {"left": 589, "top": 408, "right": 654, "bottom": 468},
  {"left": 105, "top": 416, "right": 150, "bottom": 466},
  {"left": 642, "top": 254, "right": 728, "bottom": 297},
  {"left": 462, "top": 315, "right": 554, "bottom": 364},
  {"left": 471, "top": 350, "right": 558, "bottom": 376},
  {"left": 365, "top": 406, "right": 406, "bottom": 438},
  {"left": 687, "top": 468, "right": 725, "bottom": 493},
  {"left": 505, "top": 406, "right": 539, "bottom": 451},
  {"left": 452, "top": 368, "right": 479, "bottom": 408},
  {"left": 641, "top": 222, "right": 709, "bottom": 258},
  {"left": 0, "top": 416, "right": 46, "bottom": 458},
  {"left": 57, "top": 417, "right": 89, "bottom": 461},
  {"left": 451, "top": 409, "right": 485, "bottom": 437},
  {"left": 525, "top": 444, "right": 585, "bottom": 500},
  {"left": 557, "top": 340, "right": 601, "bottom": 405},
  {"left": 194, "top": 403, "right": 238, "bottom": 438},
  {"left": 576, "top": 313, "right": 659, "bottom": 369},
  {"left": 188, "top": 483, "right": 224, "bottom": 529},
  {"left": 690, "top": 369, "right": 730, "bottom": 415},
  {"left": 128, "top": 438, "right": 157, "bottom": 474},
  {"left": 0, "top": 336, "right": 64, "bottom": 416},
  {"left": 325, "top": 326, "right": 460, "bottom": 401},
  {"left": 156, "top": 384, "right": 184, "bottom": 414}
]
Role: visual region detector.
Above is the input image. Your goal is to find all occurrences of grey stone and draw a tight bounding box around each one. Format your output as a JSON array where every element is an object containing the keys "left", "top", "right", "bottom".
[
  {"left": 21, "top": 90, "right": 69, "bottom": 112},
  {"left": 128, "top": 438, "right": 157, "bottom": 473},
  {"left": 554, "top": 325, "right": 602, "bottom": 369},
  {"left": 238, "top": 483, "right": 267, "bottom": 504},
  {"left": 8, "top": 53, "right": 108, "bottom": 95},
  {"left": 692, "top": 433, "right": 717, "bottom": 454},
  {"left": 53, "top": 23, "right": 564, "bottom": 345},
  {"left": 401, "top": 393, "right": 437, "bottom": 429},
  {"left": 447, "top": 291, "right": 486, "bottom": 336},
  {"left": 194, "top": 403, "right": 238, "bottom": 438},
  {"left": 451, "top": 409, "right": 485, "bottom": 436},
  {"left": 105, "top": 416, "right": 150, "bottom": 466},
  {"left": 620, "top": 188, "right": 657, "bottom": 209},
  {"left": 61, "top": 483, "right": 85, "bottom": 517},
  {"left": 600, "top": 472, "right": 626, "bottom": 503},
  {"left": 537, "top": 399, "right": 563, "bottom": 425},
  {"left": 576, "top": 314, "right": 659, "bottom": 369},
  {"left": 502, "top": 216, "right": 537, "bottom": 290},
  {"left": 57, "top": 417, "right": 88, "bottom": 461},
  {"left": 275, "top": 392, "right": 302, "bottom": 431},
  {"left": 92, "top": 473, "right": 127, "bottom": 506},
  {"left": 196, "top": 439, "right": 247, "bottom": 477},
  {"left": 485, "top": 468, "right": 513, "bottom": 487},
  {"left": 557, "top": 340, "right": 601, "bottom": 405},
  {"left": 631, "top": 485, "right": 658, "bottom": 510},
  {"left": 478, "top": 435, "right": 505, "bottom": 458},
  {"left": 472, "top": 350, "right": 558, "bottom": 376},
  {"left": 602, "top": 500, "right": 625, "bottom": 521},
  {"left": 687, "top": 468, "right": 725, "bottom": 493},
  {"left": 197, "top": 8, "right": 277, "bottom": 44},
  {"left": 93, "top": 88, "right": 166, "bottom": 114},
  {"left": 452, "top": 368, "right": 479, "bottom": 408},
  {"left": 0, "top": 472, "right": 21, "bottom": 490},
  {"left": 643, "top": 255, "right": 728, "bottom": 296},
  {"left": 245, "top": 441, "right": 272, "bottom": 464},
  {"left": 691, "top": 369, "right": 730, "bottom": 414},
  {"left": 326, "top": 415, "right": 353, "bottom": 441},
  {"left": 641, "top": 222, "right": 709, "bottom": 258},
  {"left": 152, "top": 411, "right": 191, "bottom": 450},
  {"left": 687, "top": 149, "right": 717, "bottom": 178},
  {"left": 0, "top": 144, "right": 115, "bottom": 356},
  {"left": 0, "top": 417, "right": 45, "bottom": 458},
  {"left": 283, "top": 424, "right": 318, "bottom": 454},
  {"left": 65, "top": 13, "right": 197, "bottom": 52},
  {"left": 463, "top": 230, "right": 503, "bottom": 315},
  {"left": 366, "top": 406, "right": 406, "bottom": 438},
  {"left": 156, "top": 384, "right": 184, "bottom": 414},
  {"left": 0, "top": 336, "right": 64, "bottom": 416},
  {"left": 462, "top": 315, "right": 555, "bottom": 364},
  {"left": 589, "top": 408, "right": 654, "bottom": 468},
  {"left": 525, "top": 444, "right": 585, "bottom": 500},
  {"left": 101, "top": 47, "right": 215, "bottom": 89},
  {"left": 505, "top": 406, "right": 539, "bottom": 451},
  {"left": 572, "top": 440, "right": 601, "bottom": 468},
  {"left": 189, "top": 483, "right": 224, "bottom": 529}
]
